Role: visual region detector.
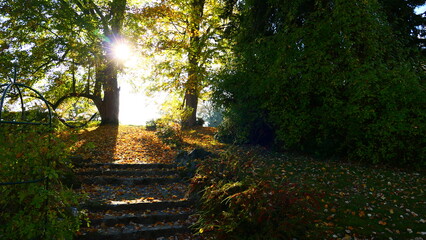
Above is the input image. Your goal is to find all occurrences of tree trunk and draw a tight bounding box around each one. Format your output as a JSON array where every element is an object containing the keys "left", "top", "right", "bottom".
[
  {"left": 182, "top": 0, "right": 206, "bottom": 127},
  {"left": 97, "top": 0, "right": 126, "bottom": 125},
  {"left": 183, "top": 87, "right": 198, "bottom": 126},
  {"left": 99, "top": 61, "right": 120, "bottom": 125}
]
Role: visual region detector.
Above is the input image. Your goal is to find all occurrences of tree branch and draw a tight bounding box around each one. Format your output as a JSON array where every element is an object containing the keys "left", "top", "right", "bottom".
[
  {"left": 88, "top": 0, "right": 111, "bottom": 34},
  {"left": 51, "top": 92, "right": 102, "bottom": 110}
]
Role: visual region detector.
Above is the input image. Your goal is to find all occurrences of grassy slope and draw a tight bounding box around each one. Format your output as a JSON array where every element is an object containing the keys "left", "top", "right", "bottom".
[{"left": 182, "top": 127, "right": 425, "bottom": 239}]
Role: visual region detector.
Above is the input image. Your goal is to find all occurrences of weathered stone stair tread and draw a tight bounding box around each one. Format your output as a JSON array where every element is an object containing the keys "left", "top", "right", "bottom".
[
  {"left": 87, "top": 207, "right": 193, "bottom": 218},
  {"left": 77, "top": 169, "right": 178, "bottom": 177},
  {"left": 76, "top": 163, "right": 178, "bottom": 170},
  {"left": 75, "top": 154, "right": 195, "bottom": 239},
  {"left": 85, "top": 200, "right": 193, "bottom": 212},
  {"left": 81, "top": 176, "right": 181, "bottom": 185},
  {"left": 77, "top": 224, "right": 191, "bottom": 240},
  {"left": 90, "top": 212, "right": 192, "bottom": 226}
]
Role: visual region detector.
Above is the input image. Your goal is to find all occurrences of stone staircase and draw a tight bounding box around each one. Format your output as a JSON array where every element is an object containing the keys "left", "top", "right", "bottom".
[{"left": 75, "top": 162, "right": 197, "bottom": 240}]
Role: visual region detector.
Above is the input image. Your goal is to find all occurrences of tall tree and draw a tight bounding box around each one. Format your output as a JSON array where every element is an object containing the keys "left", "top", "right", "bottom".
[
  {"left": 378, "top": 0, "right": 425, "bottom": 50},
  {"left": 183, "top": 0, "right": 206, "bottom": 126},
  {"left": 0, "top": 0, "right": 127, "bottom": 125},
  {"left": 134, "top": 0, "right": 225, "bottom": 126},
  {"left": 214, "top": 0, "right": 426, "bottom": 166}
]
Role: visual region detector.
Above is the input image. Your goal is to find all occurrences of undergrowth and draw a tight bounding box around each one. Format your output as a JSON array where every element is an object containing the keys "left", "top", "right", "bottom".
[
  {"left": 189, "top": 145, "right": 425, "bottom": 239},
  {"left": 153, "top": 119, "right": 185, "bottom": 149},
  {"left": 0, "top": 125, "right": 85, "bottom": 239},
  {"left": 190, "top": 147, "right": 323, "bottom": 239}
]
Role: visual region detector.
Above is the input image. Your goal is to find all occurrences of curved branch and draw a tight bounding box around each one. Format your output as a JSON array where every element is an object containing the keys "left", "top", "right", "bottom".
[{"left": 51, "top": 92, "right": 102, "bottom": 110}]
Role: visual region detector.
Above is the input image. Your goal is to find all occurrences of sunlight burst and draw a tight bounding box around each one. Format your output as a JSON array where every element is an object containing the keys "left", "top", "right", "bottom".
[
  {"left": 112, "top": 40, "right": 132, "bottom": 63},
  {"left": 111, "top": 39, "right": 166, "bottom": 125}
]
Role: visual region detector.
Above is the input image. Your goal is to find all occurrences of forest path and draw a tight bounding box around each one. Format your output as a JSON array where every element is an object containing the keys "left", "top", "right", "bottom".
[{"left": 70, "top": 126, "right": 200, "bottom": 240}]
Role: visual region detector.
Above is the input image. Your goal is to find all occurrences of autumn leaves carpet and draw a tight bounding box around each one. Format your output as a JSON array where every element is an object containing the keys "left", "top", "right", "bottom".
[{"left": 72, "top": 126, "right": 198, "bottom": 240}]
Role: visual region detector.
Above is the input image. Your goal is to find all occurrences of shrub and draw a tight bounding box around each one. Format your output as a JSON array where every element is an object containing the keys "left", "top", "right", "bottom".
[
  {"left": 155, "top": 120, "right": 184, "bottom": 149},
  {"left": 214, "top": 114, "right": 246, "bottom": 144},
  {"left": 190, "top": 149, "right": 322, "bottom": 239},
  {"left": 0, "top": 125, "right": 84, "bottom": 239},
  {"left": 145, "top": 119, "right": 159, "bottom": 131}
]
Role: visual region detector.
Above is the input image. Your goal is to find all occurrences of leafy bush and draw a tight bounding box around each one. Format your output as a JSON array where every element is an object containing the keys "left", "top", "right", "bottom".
[
  {"left": 154, "top": 120, "right": 184, "bottom": 149},
  {"left": 145, "top": 119, "right": 159, "bottom": 131},
  {"left": 214, "top": 0, "right": 426, "bottom": 167},
  {"left": 0, "top": 125, "right": 84, "bottom": 239},
  {"left": 214, "top": 113, "right": 246, "bottom": 144},
  {"left": 190, "top": 148, "right": 322, "bottom": 239}
]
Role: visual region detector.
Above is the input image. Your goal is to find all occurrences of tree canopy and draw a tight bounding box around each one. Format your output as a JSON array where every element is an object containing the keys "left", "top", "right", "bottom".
[
  {"left": 1, "top": 0, "right": 425, "bottom": 166},
  {"left": 1, "top": 0, "right": 127, "bottom": 125},
  {"left": 214, "top": 0, "right": 426, "bottom": 166},
  {"left": 131, "top": 0, "right": 228, "bottom": 126}
]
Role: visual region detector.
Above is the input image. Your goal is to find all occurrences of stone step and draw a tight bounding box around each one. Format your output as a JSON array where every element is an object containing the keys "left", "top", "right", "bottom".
[
  {"left": 84, "top": 200, "right": 193, "bottom": 212},
  {"left": 73, "top": 157, "right": 195, "bottom": 239},
  {"left": 77, "top": 224, "right": 192, "bottom": 240},
  {"left": 86, "top": 207, "right": 193, "bottom": 225},
  {"left": 75, "top": 163, "right": 178, "bottom": 170},
  {"left": 80, "top": 182, "right": 189, "bottom": 205},
  {"left": 80, "top": 176, "right": 181, "bottom": 185},
  {"left": 89, "top": 212, "right": 192, "bottom": 227},
  {"left": 76, "top": 170, "right": 179, "bottom": 177}
]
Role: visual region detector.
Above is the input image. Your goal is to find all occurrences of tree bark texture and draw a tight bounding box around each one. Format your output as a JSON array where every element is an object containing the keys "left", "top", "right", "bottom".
[
  {"left": 182, "top": 0, "right": 206, "bottom": 127},
  {"left": 98, "top": 0, "right": 126, "bottom": 125},
  {"left": 98, "top": 60, "right": 120, "bottom": 125}
]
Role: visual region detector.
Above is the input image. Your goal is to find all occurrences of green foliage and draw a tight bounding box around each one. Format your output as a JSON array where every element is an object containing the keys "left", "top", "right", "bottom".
[
  {"left": 214, "top": 0, "right": 426, "bottom": 167},
  {"left": 0, "top": 125, "right": 84, "bottom": 239},
  {"left": 0, "top": 0, "right": 100, "bottom": 86},
  {"left": 214, "top": 111, "right": 250, "bottom": 144},
  {"left": 378, "top": 0, "right": 425, "bottom": 52},
  {"left": 55, "top": 97, "right": 98, "bottom": 123},
  {"left": 133, "top": 0, "right": 230, "bottom": 126},
  {"left": 190, "top": 149, "right": 321, "bottom": 239},
  {"left": 145, "top": 119, "right": 159, "bottom": 131},
  {"left": 1, "top": 0, "right": 128, "bottom": 125},
  {"left": 154, "top": 119, "right": 184, "bottom": 149}
]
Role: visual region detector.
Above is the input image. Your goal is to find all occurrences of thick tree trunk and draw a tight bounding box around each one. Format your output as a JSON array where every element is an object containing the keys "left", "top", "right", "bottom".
[
  {"left": 182, "top": 87, "right": 198, "bottom": 127},
  {"left": 98, "top": 61, "right": 120, "bottom": 125},
  {"left": 100, "top": 93, "right": 120, "bottom": 125},
  {"left": 182, "top": 0, "right": 205, "bottom": 127},
  {"left": 97, "top": 0, "right": 126, "bottom": 125}
]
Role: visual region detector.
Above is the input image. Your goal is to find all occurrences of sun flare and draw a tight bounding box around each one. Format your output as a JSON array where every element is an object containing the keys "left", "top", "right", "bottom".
[
  {"left": 113, "top": 40, "right": 166, "bottom": 125},
  {"left": 113, "top": 41, "right": 132, "bottom": 62}
]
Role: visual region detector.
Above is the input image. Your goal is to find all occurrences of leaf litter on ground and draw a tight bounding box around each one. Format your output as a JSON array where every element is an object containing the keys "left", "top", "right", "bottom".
[
  {"left": 66, "top": 125, "right": 425, "bottom": 239},
  {"left": 209, "top": 146, "right": 425, "bottom": 239},
  {"left": 66, "top": 125, "right": 201, "bottom": 239},
  {"left": 67, "top": 125, "right": 176, "bottom": 164}
]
